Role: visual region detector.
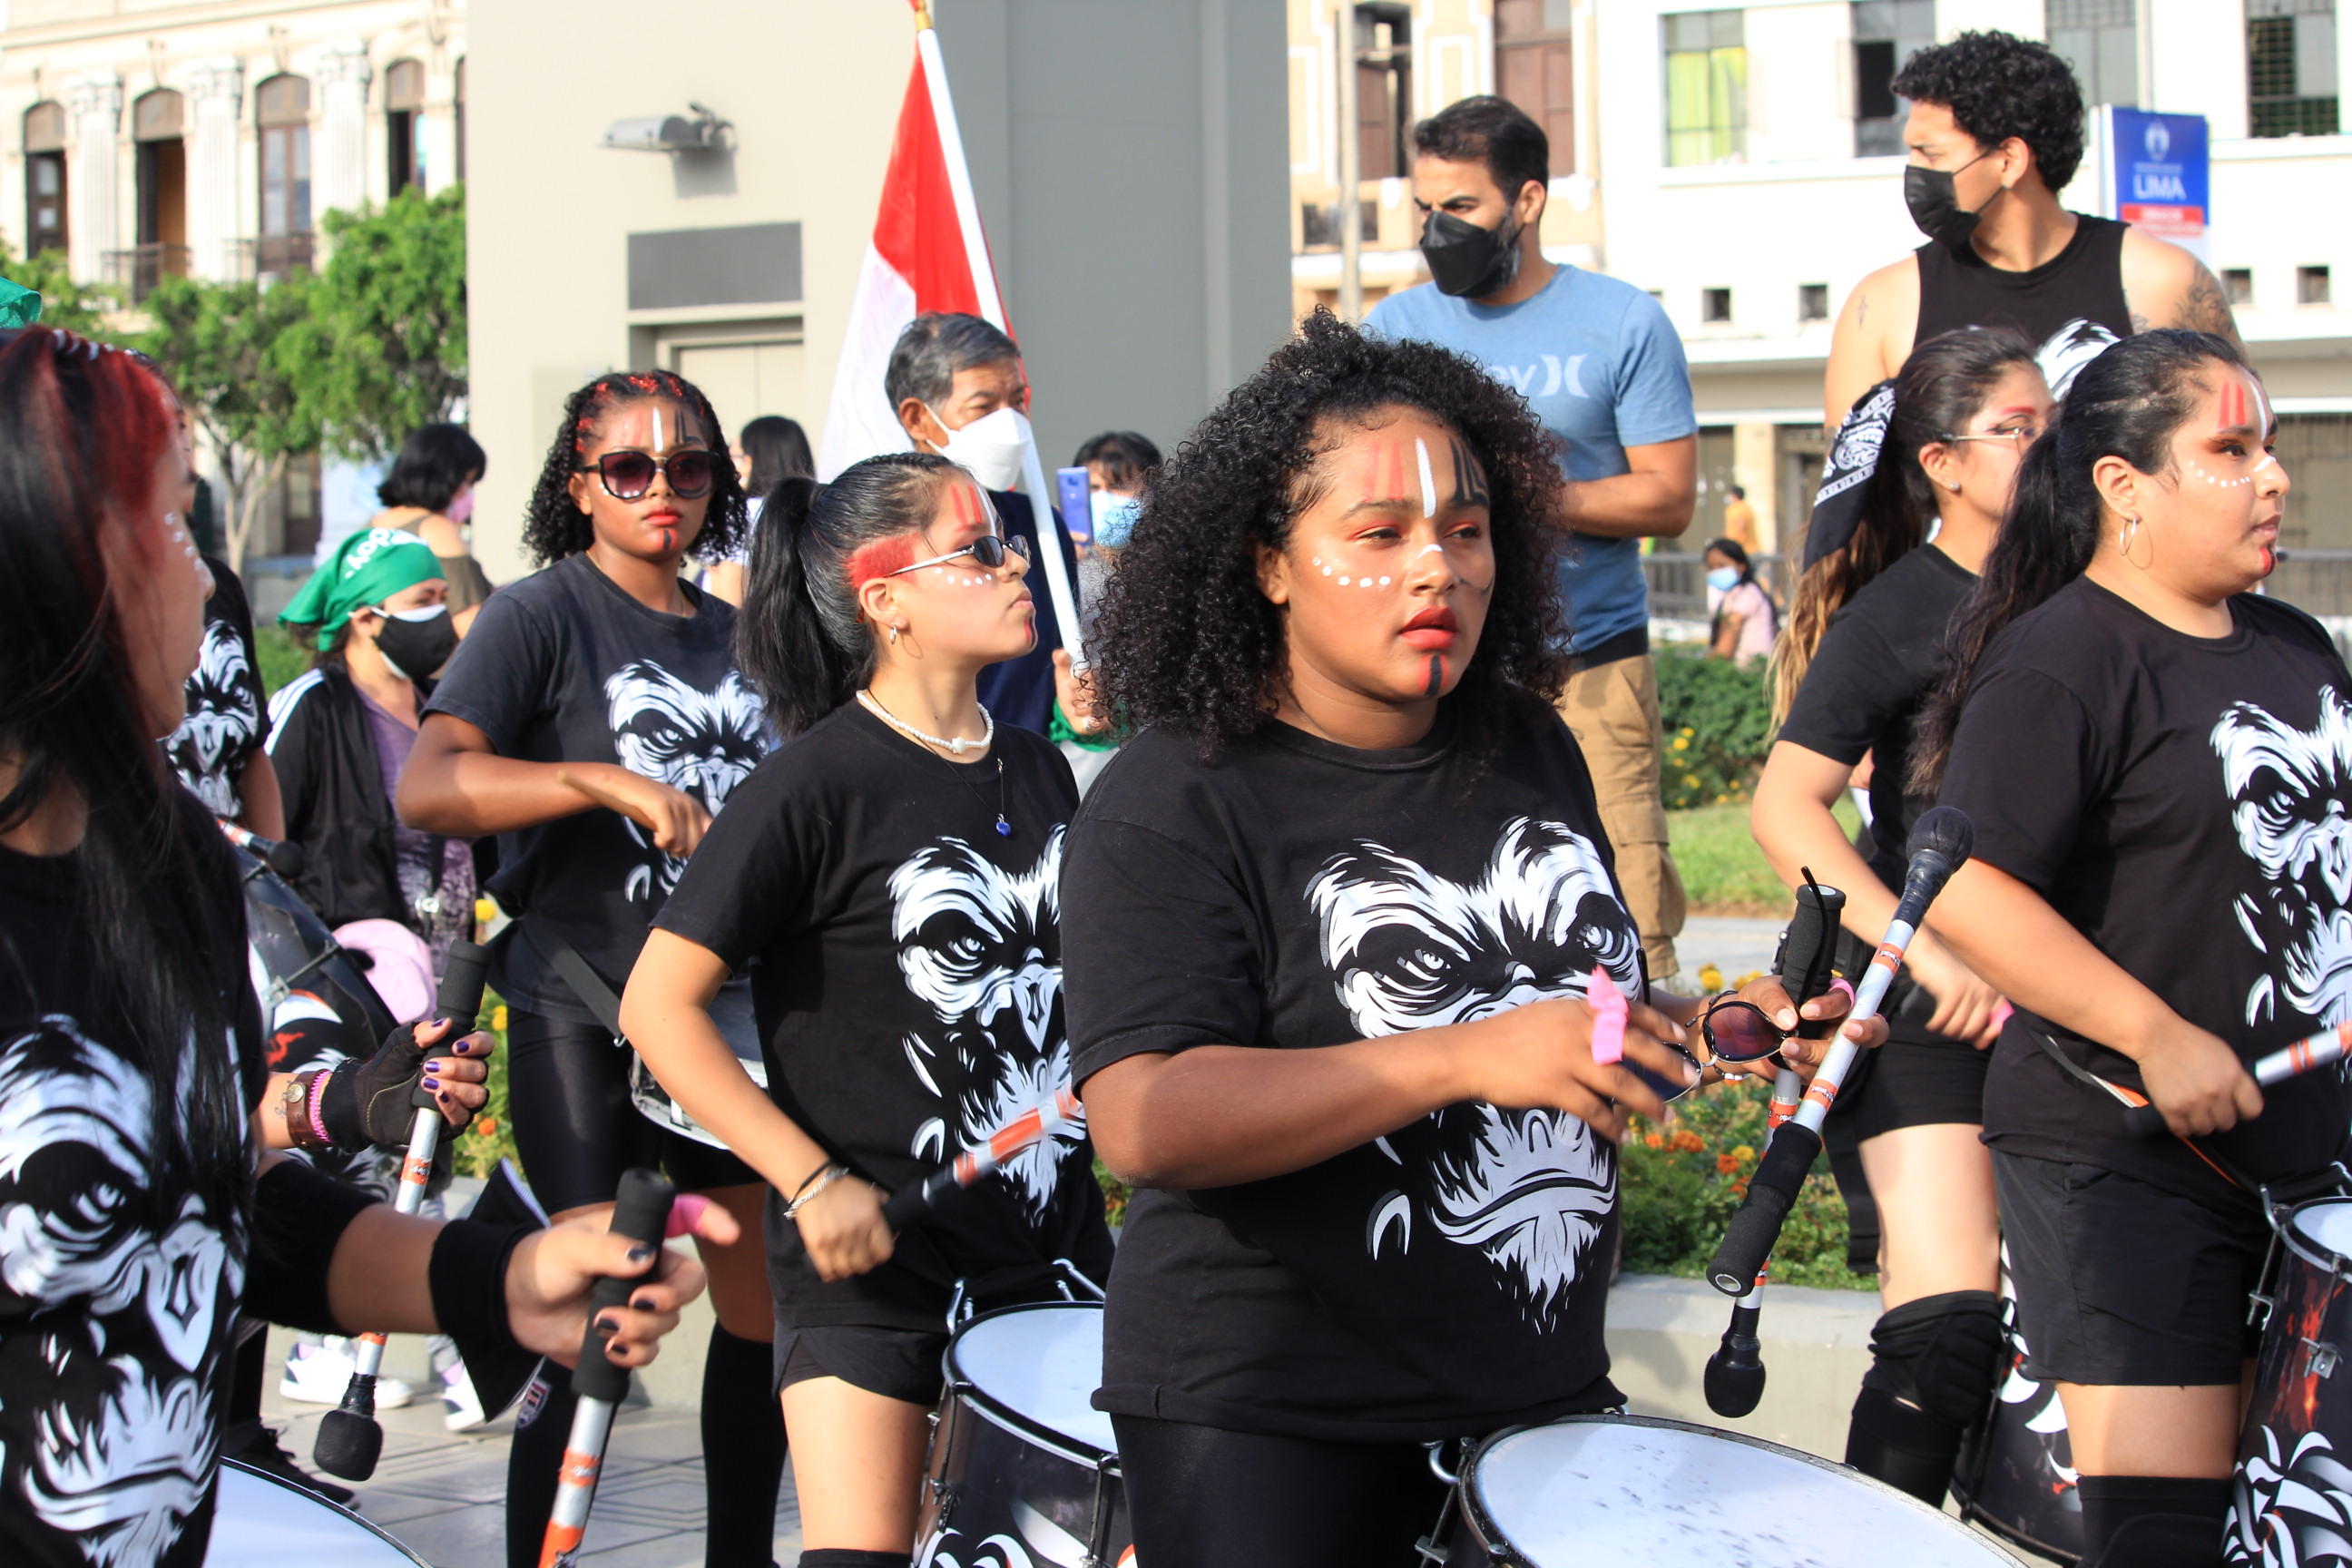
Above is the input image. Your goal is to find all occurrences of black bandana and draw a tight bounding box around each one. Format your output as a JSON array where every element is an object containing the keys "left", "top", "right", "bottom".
[{"left": 1803, "top": 380, "right": 1897, "bottom": 573}]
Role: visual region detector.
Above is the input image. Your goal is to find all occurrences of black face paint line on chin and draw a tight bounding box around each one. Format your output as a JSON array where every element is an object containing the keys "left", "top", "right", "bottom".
[{"left": 1426, "top": 654, "right": 1444, "bottom": 698}]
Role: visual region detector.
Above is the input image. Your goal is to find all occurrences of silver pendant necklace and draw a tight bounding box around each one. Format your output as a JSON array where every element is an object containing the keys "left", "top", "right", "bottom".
[{"left": 858, "top": 690, "right": 1011, "bottom": 837}]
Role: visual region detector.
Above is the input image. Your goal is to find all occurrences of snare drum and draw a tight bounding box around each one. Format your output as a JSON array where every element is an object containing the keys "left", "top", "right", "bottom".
[
  {"left": 205, "top": 1456, "right": 428, "bottom": 1564},
  {"left": 2230, "top": 1196, "right": 2352, "bottom": 1565},
  {"left": 1951, "top": 1263, "right": 2082, "bottom": 1563},
  {"left": 914, "top": 1302, "right": 1132, "bottom": 1568},
  {"left": 1446, "top": 1415, "right": 2021, "bottom": 1566}
]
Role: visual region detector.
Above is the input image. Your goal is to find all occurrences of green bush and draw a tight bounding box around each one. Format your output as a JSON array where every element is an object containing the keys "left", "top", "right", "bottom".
[
  {"left": 255, "top": 622, "right": 309, "bottom": 699},
  {"left": 1654, "top": 649, "right": 1775, "bottom": 809}
]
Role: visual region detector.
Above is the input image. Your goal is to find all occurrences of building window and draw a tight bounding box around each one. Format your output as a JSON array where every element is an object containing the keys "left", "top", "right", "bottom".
[
  {"left": 1496, "top": 0, "right": 1576, "bottom": 175},
  {"left": 2225, "top": 268, "right": 2256, "bottom": 305},
  {"left": 454, "top": 59, "right": 466, "bottom": 184},
  {"left": 23, "top": 103, "right": 67, "bottom": 260},
  {"left": 125, "top": 90, "right": 188, "bottom": 302},
  {"left": 257, "top": 75, "right": 314, "bottom": 282},
  {"left": 1662, "top": 10, "right": 1747, "bottom": 167},
  {"left": 2047, "top": 0, "right": 2139, "bottom": 108},
  {"left": 1702, "top": 286, "right": 1733, "bottom": 323},
  {"left": 387, "top": 61, "right": 427, "bottom": 197},
  {"left": 2301, "top": 264, "right": 2334, "bottom": 305},
  {"left": 1853, "top": 2, "right": 1936, "bottom": 156},
  {"left": 2250, "top": 0, "right": 2340, "bottom": 139},
  {"left": 1353, "top": 5, "right": 1414, "bottom": 181},
  {"left": 1300, "top": 201, "right": 1377, "bottom": 249},
  {"left": 1799, "top": 282, "right": 1831, "bottom": 321}
]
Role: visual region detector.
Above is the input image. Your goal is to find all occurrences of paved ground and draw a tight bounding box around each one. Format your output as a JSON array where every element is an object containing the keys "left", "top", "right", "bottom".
[{"left": 1678, "top": 914, "right": 1782, "bottom": 986}]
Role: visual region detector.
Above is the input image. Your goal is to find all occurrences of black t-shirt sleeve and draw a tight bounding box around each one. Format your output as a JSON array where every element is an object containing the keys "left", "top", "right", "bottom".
[
  {"left": 651, "top": 759, "right": 814, "bottom": 971},
  {"left": 419, "top": 587, "right": 550, "bottom": 753},
  {"left": 1064, "top": 817, "right": 1266, "bottom": 1086},
  {"left": 1936, "top": 663, "right": 2102, "bottom": 893},
  {"left": 1777, "top": 612, "right": 1906, "bottom": 768}
]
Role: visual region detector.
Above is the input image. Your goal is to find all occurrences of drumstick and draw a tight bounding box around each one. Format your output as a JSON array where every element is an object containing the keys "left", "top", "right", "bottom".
[
  {"left": 1707, "top": 809, "right": 1974, "bottom": 1297},
  {"left": 540, "top": 1169, "right": 679, "bottom": 1568},
  {"left": 2252, "top": 1021, "right": 2352, "bottom": 1085},
  {"left": 556, "top": 767, "right": 656, "bottom": 829},
  {"left": 883, "top": 1085, "right": 1083, "bottom": 1231},
  {"left": 314, "top": 939, "right": 491, "bottom": 1481}
]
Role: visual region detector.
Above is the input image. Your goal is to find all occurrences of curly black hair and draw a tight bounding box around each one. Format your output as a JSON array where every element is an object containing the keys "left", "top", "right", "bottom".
[
  {"left": 1091, "top": 309, "right": 1569, "bottom": 756},
  {"left": 521, "top": 368, "right": 748, "bottom": 567},
  {"left": 1890, "top": 30, "right": 2085, "bottom": 191}
]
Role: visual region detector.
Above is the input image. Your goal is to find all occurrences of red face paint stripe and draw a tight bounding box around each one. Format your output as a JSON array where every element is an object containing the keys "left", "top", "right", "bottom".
[
  {"left": 2220, "top": 377, "right": 2250, "bottom": 431},
  {"left": 845, "top": 535, "right": 917, "bottom": 586}
]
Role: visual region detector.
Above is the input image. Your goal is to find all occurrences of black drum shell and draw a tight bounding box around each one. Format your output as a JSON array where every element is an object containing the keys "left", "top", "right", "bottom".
[
  {"left": 2228, "top": 1199, "right": 2352, "bottom": 1566},
  {"left": 1950, "top": 1358, "right": 2082, "bottom": 1564}
]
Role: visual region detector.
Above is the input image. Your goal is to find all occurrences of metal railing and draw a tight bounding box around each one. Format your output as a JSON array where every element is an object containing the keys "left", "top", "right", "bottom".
[
  {"left": 101, "top": 243, "right": 191, "bottom": 303},
  {"left": 1643, "top": 552, "right": 1798, "bottom": 628},
  {"left": 229, "top": 233, "right": 316, "bottom": 285}
]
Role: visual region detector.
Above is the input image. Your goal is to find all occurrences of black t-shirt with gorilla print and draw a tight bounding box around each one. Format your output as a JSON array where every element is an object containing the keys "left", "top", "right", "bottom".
[
  {"left": 1941, "top": 579, "right": 2352, "bottom": 1200},
  {"left": 0, "top": 793, "right": 265, "bottom": 1566},
  {"left": 423, "top": 554, "right": 768, "bottom": 1024},
  {"left": 1063, "top": 695, "right": 1638, "bottom": 1443},
  {"left": 652, "top": 701, "right": 1113, "bottom": 1329},
  {"left": 166, "top": 556, "right": 271, "bottom": 818}
]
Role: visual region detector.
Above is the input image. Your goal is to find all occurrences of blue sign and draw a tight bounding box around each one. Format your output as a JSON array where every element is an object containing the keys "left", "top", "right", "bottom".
[{"left": 2103, "top": 107, "right": 2209, "bottom": 260}]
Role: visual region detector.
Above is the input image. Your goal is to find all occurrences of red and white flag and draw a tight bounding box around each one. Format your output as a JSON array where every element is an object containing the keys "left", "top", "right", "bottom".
[{"left": 817, "top": 27, "right": 1008, "bottom": 480}]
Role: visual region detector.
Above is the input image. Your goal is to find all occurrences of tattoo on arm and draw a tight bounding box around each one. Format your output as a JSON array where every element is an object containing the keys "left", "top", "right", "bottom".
[
  {"left": 1857, "top": 293, "right": 1867, "bottom": 326},
  {"left": 2178, "top": 263, "right": 2243, "bottom": 345},
  {"left": 2129, "top": 309, "right": 2151, "bottom": 334}
]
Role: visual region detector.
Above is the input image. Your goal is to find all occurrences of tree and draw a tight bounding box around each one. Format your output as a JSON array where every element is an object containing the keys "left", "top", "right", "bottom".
[
  {"left": 0, "top": 243, "right": 119, "bottom": 337},
  {"left": 292, "top": 184, "right": 468, "bottom": 460},
  {"left": 141, "top": 274, "right": 321, "bottom": 572}
]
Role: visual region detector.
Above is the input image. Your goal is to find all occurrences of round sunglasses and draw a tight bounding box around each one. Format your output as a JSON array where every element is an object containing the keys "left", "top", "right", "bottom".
[
  {"left": 576, "top": 448, "right": 718, "bottom": 501},
  {"left": 887, "top": 533, "right": 1032, "bottom": 575}
]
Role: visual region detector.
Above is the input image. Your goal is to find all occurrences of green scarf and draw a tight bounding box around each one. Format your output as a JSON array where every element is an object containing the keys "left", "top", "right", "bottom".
[
  {"left": 279, "top": 528, "right": 444, "bottom": 649},
  {"left": 0, "top": 275, "right": 40, "bottom": 328}
]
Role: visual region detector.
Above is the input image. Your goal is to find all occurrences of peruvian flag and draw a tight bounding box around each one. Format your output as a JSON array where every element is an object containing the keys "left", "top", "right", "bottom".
[{"left": 817, "top": 29, "right": 1008, "bottom": 479}]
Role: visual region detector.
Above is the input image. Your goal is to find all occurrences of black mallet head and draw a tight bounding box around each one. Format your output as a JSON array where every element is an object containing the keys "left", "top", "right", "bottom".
[{"left": 313, "top": 1391, "right": 383, "bottom": 1481}]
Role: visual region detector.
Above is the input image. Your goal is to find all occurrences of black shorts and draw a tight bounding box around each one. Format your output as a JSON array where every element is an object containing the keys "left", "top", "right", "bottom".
[
  {"left": 1993, "top": 1149, "right": 2266, "bottom": 1387},
  {"left": 505, "top": 1009, "right": 760, "bottom": 1215},
  {"left": 772, "top": 1322, "right": 948, "bottom": 1406},
  {"left": 1828, "top": 1030, "right": 1991, "bottom": 1142}
]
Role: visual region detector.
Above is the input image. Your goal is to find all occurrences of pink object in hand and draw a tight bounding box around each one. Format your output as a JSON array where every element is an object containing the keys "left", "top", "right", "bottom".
[
  {"left": 665, "top": 1192, "right": 714, "bottom": 1240},
  {"left": 1588, "top": 965, "right": 1627, "bottom": 1064}
]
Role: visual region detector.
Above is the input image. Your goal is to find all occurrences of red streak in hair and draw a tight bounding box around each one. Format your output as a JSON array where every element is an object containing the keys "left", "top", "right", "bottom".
[{"left": 846, "top": 534, "right": 917, "bottom": 586}]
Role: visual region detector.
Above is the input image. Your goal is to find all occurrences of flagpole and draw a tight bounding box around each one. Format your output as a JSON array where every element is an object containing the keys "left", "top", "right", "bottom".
[{"left": 912, "top": 5, "right": 1091, "bottom": 674}]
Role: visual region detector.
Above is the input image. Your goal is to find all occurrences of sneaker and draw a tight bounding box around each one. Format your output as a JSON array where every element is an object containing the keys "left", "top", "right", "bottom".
[
  {"left": 440, "top": 1359, "right": 488, "bottom": 1433},
  {"left": 220, "top": 1418, "right": 358, "bottom": 1508},
  {"left": 279, "top": 1339, "right": 415, "bottom": 1410}
]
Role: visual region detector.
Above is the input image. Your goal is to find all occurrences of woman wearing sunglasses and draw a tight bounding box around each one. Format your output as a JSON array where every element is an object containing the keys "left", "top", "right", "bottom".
[
  {"left": 619, "top": 455, "right": 1113, "bottom": 1568},
  {"left": 1058, "top": 314, "right": 1882, "bottom": 1568},
  {"left": 397, "top": 369, "right": 788, "bottom": 1568},
  {"left": 1749, "top": 328, "right": 2053, "bottom": 1507}
]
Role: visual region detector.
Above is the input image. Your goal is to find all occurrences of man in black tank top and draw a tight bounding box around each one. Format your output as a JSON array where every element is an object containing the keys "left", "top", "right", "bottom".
[{"left": 1827, "top": 30, "right": 2237, "bottom": 425}]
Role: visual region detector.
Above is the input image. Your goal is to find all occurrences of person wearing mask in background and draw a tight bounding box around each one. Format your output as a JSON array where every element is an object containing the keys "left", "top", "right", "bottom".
[
  {"left": 1703, "top": 537, "right": 1777, "bottom": 662},
  {"left": 890, "top": 311, "right": 1082, "bottom": 738},
  {"left": 170, "top": 554, "right": 284, "bottom": 838},
  {"left": 1367, "top": 95, "right": 1699, "bottom": 984},
  {"left": 1825, "top": 30, "right": 2238, "bottom": 428},
  {"left": 1055, "top": 431, "right": 1161, "bottom": 789},
  {"left": 371, "top": 422, "right": 495, "bottom": 633},
  {"left": 704, "top": 415, "right": 814, "bottom": 607},
  {"left": 1720, "top": 483, "right": 1758, "bottom": 553}
]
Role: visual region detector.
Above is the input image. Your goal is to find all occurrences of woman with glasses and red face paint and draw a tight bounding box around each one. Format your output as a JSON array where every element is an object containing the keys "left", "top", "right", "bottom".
[
  {"left": 617, "top": 453, "right": 1114, "bottom": 1568},
  {"left": 397, "top": 370, "right": 788, "bottom": 1568}
]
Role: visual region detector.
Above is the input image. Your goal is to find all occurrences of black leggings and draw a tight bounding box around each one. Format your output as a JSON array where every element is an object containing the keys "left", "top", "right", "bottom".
[{"left": 1111, "top": 1414, "right": 1451, "bottom": 1568}]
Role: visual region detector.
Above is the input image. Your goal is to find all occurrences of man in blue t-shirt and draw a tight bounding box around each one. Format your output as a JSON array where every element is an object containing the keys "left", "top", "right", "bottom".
[{"left": 1366, "top": 96, "right": 1699, "bottom": 981}]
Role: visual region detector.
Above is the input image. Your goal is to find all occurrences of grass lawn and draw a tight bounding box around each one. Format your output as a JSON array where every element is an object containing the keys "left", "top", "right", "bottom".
[{"left": 1671, "top": 794, "right": 1860, "bottom": 916}]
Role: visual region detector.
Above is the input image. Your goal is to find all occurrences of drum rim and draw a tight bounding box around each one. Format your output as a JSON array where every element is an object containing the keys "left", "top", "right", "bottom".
[
  {"left": 216, "top": 1455, "right": 434, "bottom": 1565},
  {"left": 2279, "top": 1195, "right": 2352, "bottom": 1279},
  {"left": 1457, "top": 1414, "right": 2025, "bottom": 1565},
  {"left": 941, "top": 1299, "right": 1118, "bottom": 1468}
]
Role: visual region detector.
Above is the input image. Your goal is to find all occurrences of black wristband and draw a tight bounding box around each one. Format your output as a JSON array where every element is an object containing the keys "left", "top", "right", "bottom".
[
  {"left": 246, "top": 1160, "right": 377, "bottom": 1333},
  {"left": 429, "top": 1217, "right": 535, "bottom": 1352},
  {"left": 317, "top": 1061, "right": 369, "bottom": 1152}
]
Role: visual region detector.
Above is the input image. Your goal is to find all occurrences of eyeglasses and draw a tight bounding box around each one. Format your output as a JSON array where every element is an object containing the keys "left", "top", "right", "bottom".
[
  {"left": 1944, "top": 426, "right": 2043, "bottom": 449},
  {"left": 1699, "top": 994, "right": 1788, "bottom": 1064},
  {"left": 575, "top": 448, "right": 717, "bottom": 501},
  {"left": 887, "top": 533, "right": 1031, "bottom": 575}
]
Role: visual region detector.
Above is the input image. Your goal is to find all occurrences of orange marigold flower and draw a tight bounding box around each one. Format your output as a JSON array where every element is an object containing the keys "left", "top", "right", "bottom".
[
  {"left": 1716, "top": 1152, "right": 1740, "bottom": 1175},
  {"left": 1671, "top": 1130, "right": 1705, "bottom": 1153},
  {"left": 1644, "top": 1132, "right": 1664, "bottom": 1149}
]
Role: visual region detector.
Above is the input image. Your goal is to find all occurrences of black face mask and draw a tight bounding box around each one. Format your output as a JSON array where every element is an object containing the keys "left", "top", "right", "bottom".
[
  {"left": 1421, "top": 207, "right": 1524, "bottom": 299},
  {"left": 1903, "top": 153, "right": 1995, "bottom": 251},
  {"left": 373, "top": 605, "right": 459, "bottom": 681}
]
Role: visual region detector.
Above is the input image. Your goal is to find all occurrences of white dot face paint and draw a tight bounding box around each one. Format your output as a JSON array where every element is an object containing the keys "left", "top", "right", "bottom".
[
  {"left": 1379, "top": 576, "right": 1392, "bottom": 586},
  {"left": 1338, "top": 575, "right": 1351, "bottom": 585},
  {"left": 1415, "top": 436, "right": 1437, "bottom": 520}
]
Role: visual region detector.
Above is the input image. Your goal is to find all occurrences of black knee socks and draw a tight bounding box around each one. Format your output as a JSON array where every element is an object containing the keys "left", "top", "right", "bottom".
[
  {"left": 506, "top": 1371, "right": 576, "bottom": 1568},
  {"left": 2078, "top": 1475, "right": 2232, "bottom": 1568},
  {"left": 797, "top": 1553, "right": 911, "bottom": 1568},
  {"left": 702, "top": 1323, "right": 789, "bottom": 1568}
]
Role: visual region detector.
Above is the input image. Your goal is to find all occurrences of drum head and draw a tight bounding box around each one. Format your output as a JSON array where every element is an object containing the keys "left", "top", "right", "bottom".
[
  {"left": 206, "top": 1458, "right": 430, "bottom": 1565},
  {"left": 1469, "top": 1416, "right": 2019, "bottom": 1566},
  {"left": 2288, "top": 1199, "right": 2352, "bottom": 1268},
  {"left": 945, "top": 1303, "right": 1115, "bottom": 1457}
]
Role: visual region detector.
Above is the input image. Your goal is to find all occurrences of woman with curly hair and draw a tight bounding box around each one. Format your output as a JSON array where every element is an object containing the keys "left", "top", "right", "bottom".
[
  {"left": 398, "top": 369, "right": 786, "bottom": 1568},
  {"left": 1063, "top": 313, "right": 1884, "bottom": 1565}
]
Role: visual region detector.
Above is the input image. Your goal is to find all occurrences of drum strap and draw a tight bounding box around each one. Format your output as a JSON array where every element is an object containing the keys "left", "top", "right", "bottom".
[
  {"left": 2028, "top": 1029, "right": 2246, "bottom": 1190},
  {"left": 549, "top": 938, "right": 630, "bottom": 1045}
]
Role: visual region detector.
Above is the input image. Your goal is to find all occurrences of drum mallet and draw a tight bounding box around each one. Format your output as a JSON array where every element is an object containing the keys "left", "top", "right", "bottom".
[
  {"left": 217, "top": 817, "right": 307, "bottom": 880},
  {"left": 1706, "top": 808, "right": 1975, "bottom": 1298},
  {"left": 540, "top": 1168, "right": 679, "bottom": 1568},
  {"left": 2253, "top": 1022, "right": 2352, "bottom": 1086},
  {"left": 313, "top": 936, "right": 491, "bottom": 1482},
  {"left": 883, "top": 1084, "right": 1083, "bottom": 1231},
  {"left": 1705, "top": 877, "right": 1846, "bottom": 1419}
]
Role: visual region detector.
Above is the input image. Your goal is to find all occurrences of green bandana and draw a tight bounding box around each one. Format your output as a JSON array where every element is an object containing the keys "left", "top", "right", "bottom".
[
  {"left": 0, "top": 276, "right": 38, "bottom": 328},
  {"left": 279, "top": 527, "right": 444, "bottom": 649}
]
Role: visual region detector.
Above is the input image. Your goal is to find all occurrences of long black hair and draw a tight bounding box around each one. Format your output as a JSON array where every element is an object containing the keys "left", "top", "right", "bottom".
[
  {"left": 1773, "top": 328, "right": 2039, "bottom": 720},
  {"left": 522, "top": 369, "right": 748, "bottom": 566},
  {"left": 739, "top": 415, "right": 812, "bottom": 497},
  {"left": 1090, "top": 309, "right": 1568, "bottom": 754},
  {"left": 1910, "top": 328, "right": 2248, "bottom": 792},
  {"left": 734, "top": 453, "right": 959, "bottom": 737},
  {"left": 0, "top": 328, "right": 247, "bottom": 1212}
]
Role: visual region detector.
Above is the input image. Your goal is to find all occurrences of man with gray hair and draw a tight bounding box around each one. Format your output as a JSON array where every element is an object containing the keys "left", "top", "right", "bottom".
[{"left": 887, "top": 311, "right": 1078, "bottom": 736}]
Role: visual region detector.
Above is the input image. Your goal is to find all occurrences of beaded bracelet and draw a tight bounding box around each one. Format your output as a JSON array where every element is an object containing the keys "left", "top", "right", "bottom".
[{"left": 784, "top": 1163, "right": 851, "bottom": 1220}]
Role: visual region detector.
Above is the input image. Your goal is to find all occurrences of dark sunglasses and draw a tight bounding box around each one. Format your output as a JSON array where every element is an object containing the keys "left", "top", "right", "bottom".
[
  {"left": 1700, "top": 866, "right": 1842, "bottom": 1066},
  {"left": 576, "top": 448, "right": 717, "bottom": 501},
  {"left": 888, "top": 533, "right": 1031, "bottom": 575}
]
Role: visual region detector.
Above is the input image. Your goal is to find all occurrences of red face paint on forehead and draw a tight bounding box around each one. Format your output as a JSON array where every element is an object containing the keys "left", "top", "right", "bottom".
[
  {"left": 2219, "top": 376, "right": 2251, "bottom": 432},
  {"left": 846, "top": 534, "right": 917, "bottom": 587}
]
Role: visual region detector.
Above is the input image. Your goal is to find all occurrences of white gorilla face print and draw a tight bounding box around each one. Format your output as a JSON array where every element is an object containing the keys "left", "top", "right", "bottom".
[
  {"left": 2214, "top": 690, "right": 2352, "bottom": 1026},
  {"left": 1309, "top": 818, "right": 1638, "bottom": 1326},
  {"left": 889, "top": 829, "right": 1077, "bottom": 1220},
  {"left": 167, "top": 620, "right": 260, "bottom": 816},
  {"left": 603, "top": 662, "right": 769, "bottom": 900}
]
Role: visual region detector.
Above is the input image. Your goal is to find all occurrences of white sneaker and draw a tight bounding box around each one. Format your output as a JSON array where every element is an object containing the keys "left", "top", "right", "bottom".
[
  {"left": 279, "top": 1339, "right": 415, "bottom": 1410},
  {"left": 440, "top": 1360, "right": 488, "bottom": 1432}
]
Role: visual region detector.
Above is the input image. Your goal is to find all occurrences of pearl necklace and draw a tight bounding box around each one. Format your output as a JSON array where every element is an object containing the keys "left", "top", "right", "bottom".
[{"left": 857, "top": 690, "right": 995, "bottom": 756}]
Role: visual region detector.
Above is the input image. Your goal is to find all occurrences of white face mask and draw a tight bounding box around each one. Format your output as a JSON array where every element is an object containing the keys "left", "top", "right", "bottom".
[{"left": 926, "top": 404, "right": 1032, "bottom": 492}]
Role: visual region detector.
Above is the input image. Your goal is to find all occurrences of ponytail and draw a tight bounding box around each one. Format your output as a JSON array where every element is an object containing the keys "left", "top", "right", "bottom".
[{"left": 734, "top": 453, "right": 956, "bottom": 737}]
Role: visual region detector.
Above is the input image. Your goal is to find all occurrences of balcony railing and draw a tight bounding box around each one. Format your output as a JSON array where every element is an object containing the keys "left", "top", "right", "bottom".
[
  {"left": 102, "top": 243, "right": 191, "bottom": 303},
  {"left": 229, "top": 233, "right": 317, "bottom": 286}
]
